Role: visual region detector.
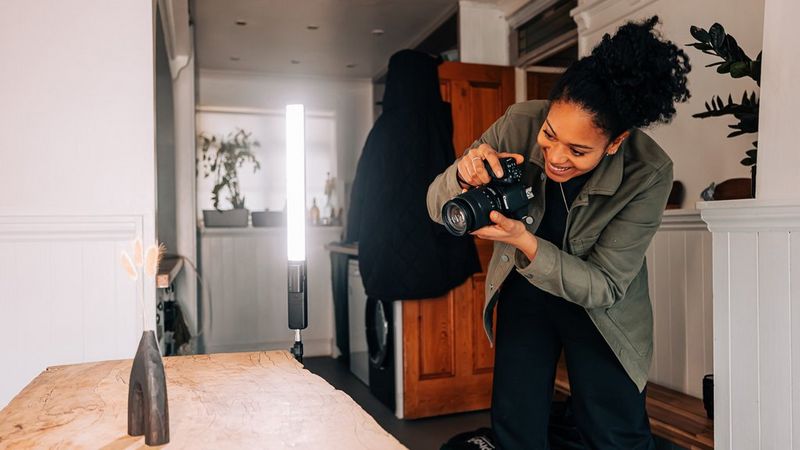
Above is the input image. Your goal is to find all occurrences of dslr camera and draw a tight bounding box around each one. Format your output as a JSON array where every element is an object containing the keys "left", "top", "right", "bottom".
[{"left": 442, "top": 157, "right": 534, "bottom": 236}]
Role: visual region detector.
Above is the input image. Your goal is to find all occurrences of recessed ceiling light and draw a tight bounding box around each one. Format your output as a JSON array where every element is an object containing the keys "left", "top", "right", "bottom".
[
  {"left": 371, "top": 28, "right": 384, "bottom": 36},
  {"left": 291, "top": 60, "right": 301, "bottom": 64},
  {"left": 230, "top": 56, "right": 241, "bottom": 61},
  {"left": 235, "top": 20, "right": 247, "bottom": 26},
  {"left": 307, "top": 25, "right": 319, "bottom": 30},
  {"left": 346, "top": 63, "right": 357, "bottom": 68}
]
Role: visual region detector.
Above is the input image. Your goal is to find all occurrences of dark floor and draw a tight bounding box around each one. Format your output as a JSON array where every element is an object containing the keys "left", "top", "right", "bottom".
[
  {"left": 304, "top": 356, "right": 686, "bottom": 450},
  {"left": 303, "top": 356, "right": 490, "bottom": 450}
]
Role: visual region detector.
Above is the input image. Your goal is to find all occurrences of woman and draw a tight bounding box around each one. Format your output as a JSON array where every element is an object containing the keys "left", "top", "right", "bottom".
[{"left": 427, "top": 17, "right": 690, "bottom": 449}]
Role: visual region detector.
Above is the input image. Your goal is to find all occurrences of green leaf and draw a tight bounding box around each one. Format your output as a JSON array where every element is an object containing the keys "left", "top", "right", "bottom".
[
  {"left": 709, "top": 23, "right": 726, "bottom": 49},
  {"left": 730, "top": 61, "right": 749, "bottom": 78}
]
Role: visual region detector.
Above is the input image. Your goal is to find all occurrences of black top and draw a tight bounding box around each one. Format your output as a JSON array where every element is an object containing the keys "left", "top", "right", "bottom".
[
  {"left": 503, "top": 170, "right": 593, "bottom": 295},
  {"left": 536, "top": 171, "right": 593, "bottom": 250}
]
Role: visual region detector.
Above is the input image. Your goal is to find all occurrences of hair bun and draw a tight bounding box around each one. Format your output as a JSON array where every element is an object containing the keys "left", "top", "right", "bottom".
[
  {"left": 591, "top": 16, "right": 690, "bottom": 129},
  {"left": 549, "top": 16, "right": 691, "bottom": 137}
]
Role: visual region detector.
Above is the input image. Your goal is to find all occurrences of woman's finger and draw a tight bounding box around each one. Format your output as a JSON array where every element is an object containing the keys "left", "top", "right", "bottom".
[
  {"left": 490, "top": 211, "right": 515, "bottom": 232},
  {"left": 471, "top": 155, "right": 492, "bottom": 185},
  {"left": 483, "top": 151, "right": 505, "bottom": 178}
]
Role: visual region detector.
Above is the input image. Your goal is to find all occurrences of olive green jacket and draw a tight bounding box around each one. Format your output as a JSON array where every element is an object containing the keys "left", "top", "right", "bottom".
[{"left": 426, "top": 100, "right": 673, "bottom": 392}]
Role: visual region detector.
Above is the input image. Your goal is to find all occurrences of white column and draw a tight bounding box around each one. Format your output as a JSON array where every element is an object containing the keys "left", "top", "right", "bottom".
[
  {"left": 755, "top": 0, "right": 800, "bottom": 200},
  {"left": 459, "top": 0, "right": 510, "bottom": 65}
]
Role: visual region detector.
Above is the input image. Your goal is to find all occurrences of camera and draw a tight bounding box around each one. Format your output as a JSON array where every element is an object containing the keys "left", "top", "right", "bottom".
[{"left": 442, "top": 157, "right": 534, "bottom": 236}]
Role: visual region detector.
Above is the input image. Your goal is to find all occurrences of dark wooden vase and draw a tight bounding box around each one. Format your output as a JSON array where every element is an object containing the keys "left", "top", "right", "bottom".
[{"left": 128, "top": 330, "right": 170, "bottom": 446}]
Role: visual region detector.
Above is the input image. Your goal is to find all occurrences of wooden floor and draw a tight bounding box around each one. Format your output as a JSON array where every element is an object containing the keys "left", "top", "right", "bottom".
[{"left": 554, "top": 362, "right": 714, "bottom": 449}]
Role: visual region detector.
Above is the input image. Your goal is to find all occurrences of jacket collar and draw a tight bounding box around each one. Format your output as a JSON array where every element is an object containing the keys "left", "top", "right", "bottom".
[{"left": 526, "top": 108, "right": 625, "bottom": 197}]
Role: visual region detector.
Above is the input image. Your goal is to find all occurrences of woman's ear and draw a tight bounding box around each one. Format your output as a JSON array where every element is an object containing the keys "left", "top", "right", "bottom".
[{"left": 607, "top": 130, "right": 630, "bottom": 156}]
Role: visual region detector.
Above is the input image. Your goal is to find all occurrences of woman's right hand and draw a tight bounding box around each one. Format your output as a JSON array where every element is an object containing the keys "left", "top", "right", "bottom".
[{"left": 456, "top": 144, "right": 525, "bottom": 188}]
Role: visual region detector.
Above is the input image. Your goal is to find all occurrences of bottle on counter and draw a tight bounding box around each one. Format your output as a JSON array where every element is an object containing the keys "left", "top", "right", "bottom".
[{"left": 309, "top": 198, "right": 320, "bottom": 225}]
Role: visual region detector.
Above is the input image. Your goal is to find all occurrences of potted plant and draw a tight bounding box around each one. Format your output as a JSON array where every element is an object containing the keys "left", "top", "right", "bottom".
[
  {"left": 197, "top": 128, "right": 261, "bottom": 227},
  {"left": 687, "top": 23, "right": 761, "bottom": 197}
]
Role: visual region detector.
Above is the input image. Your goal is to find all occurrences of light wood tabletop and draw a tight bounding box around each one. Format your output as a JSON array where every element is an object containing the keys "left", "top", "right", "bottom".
[{"left": 0, "top": 350, "right": 406, "bottom": 449}]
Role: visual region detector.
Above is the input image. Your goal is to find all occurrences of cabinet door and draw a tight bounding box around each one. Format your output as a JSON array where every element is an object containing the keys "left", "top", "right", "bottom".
[{"left": 402, "top": 62, "right": 514, "bottom": 419}]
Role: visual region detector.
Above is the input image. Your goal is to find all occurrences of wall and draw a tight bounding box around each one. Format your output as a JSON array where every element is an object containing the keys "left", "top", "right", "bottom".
[
  {"left": 197, "top": 70, "right": 374, "bottom": 218},
  {"left": 572, "top": 0, "right": 765, "bottom": 205},
  {"left": 755, "top": 0, "right": 800, "bottom": 200},
  {"left": 647, "top": 211, "right": 713, "bottom": 398},
  {"left": 0, "top": 0, "right": 156, "bottom": 408},
  {"left": 459, "top": 0, "right": 511, "bottom": 65}
]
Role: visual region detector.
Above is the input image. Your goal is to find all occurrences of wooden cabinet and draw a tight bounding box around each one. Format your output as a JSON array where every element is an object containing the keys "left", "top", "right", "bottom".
[{"left": 401, "top": 62, "right": 515, "bottom": 418}]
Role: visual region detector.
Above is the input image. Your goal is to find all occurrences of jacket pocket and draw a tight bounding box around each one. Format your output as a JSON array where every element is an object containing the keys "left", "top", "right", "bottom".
[{"left": 569, "top": 233, "right": 600, "bottom": 257}]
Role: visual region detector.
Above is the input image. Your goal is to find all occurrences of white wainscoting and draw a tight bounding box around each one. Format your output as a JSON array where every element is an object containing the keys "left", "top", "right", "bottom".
[
  {"left": 700, "top": 199, "right": 800, "bottom": 450},
  {"left": 199, "top": 226, "right": 341, "bottom": 357},
  {"left": 0, "top": 215, "right": 147, "bottom": 409},
  {"left": 647, "top": 209, "right": 714, "bottom": 398}
]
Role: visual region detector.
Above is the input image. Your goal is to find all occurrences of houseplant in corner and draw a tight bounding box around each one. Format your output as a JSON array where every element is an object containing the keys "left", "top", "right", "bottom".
[
  {"left": 197, "top": 128, "right": 261, "bottom": 227},
  {"left": 687, "top": 23, "right": 761, "bottom": 197}
]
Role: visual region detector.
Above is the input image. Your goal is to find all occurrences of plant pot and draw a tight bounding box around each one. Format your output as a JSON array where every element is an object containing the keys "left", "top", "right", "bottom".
[
  {"left": 713, "top": 178, "right": 752, "bottom": 200},
  {"left": 203, "top": 209, "right": 249, "bottom": 227},
  {"left": 251, "top": 210, "right": 285, "bottom": 227}
]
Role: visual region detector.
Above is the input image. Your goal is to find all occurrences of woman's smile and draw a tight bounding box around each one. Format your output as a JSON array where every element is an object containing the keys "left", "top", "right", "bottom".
[{"left": 546, "top": 160, "right": 573, "bottom": 177}]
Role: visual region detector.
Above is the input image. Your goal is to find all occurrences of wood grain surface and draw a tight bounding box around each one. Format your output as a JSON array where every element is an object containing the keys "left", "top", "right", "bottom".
[{"left": 0, "top": 351, "right": 406, "bottom": 449}]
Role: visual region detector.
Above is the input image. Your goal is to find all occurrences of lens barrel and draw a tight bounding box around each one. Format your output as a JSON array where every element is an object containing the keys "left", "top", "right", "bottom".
[{"left": 442, "top": 186, "right": 501, "bottom": 236}]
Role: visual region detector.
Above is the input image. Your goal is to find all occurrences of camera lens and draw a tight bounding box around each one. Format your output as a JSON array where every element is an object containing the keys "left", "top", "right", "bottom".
[{"left": 443, "top": 201, "right": 472, "bottom": 236}]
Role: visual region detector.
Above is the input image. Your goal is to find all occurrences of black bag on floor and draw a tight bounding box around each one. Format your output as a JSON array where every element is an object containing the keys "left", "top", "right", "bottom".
[
  {"left": 440, "top": 427, "right": 495, "bottom": 450},
  {"left": 440, "top": 397, "right": 586, "bottom": 450}
]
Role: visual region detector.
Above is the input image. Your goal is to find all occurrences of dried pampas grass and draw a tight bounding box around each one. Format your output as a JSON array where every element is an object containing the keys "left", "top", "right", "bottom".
[
  {"left": 145, "top": 242, "right": 167, "bottom": 277},
  {"left": 121, "top": 251, "right": 138, "bottom": 280},
  {"left": 133, "top": 238, "right": 144, "bottom": 267}
]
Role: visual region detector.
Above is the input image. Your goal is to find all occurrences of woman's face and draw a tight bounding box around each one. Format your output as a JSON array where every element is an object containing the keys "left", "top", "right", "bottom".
[{"left": 537, "top": 101, "right": 628, "bottom": 182}]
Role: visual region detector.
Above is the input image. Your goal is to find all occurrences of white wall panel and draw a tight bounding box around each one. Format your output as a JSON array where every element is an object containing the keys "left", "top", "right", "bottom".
[
  {"left": 712, "top": 231, "right": 732, "bottom": 450},
  {"left": 757, "top": 232, "right": 791, "bottom": 450},
  {"left": 200, "top": 227, "right": 341, "bottom": 356},
  {"left": 791, "top": 232, "right": 800, "bottom": 447},
  {"left": 0, "top": 216, "right": 144, "bottom": 409},
  {"left": 648, "top": 210, "right": 713, "bottom": 398},
  {"left": 728, "top": 233, "right": 760, "bottom": 449}
]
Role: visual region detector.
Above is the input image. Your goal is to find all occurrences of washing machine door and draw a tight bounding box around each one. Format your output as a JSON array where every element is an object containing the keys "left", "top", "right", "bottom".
[{"left": 365, "top": 297, "right": 390, "bottom": 369}]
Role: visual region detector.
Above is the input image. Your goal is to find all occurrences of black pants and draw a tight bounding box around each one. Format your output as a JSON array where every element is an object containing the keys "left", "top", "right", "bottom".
[{"left": 491, "top": 272, "right": 654, "bottom": 450}]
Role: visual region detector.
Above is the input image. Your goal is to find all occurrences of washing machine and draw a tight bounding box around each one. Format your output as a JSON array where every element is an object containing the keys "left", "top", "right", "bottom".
[{"left": 347, "top": 259, "right": 405, "bottom": 417}]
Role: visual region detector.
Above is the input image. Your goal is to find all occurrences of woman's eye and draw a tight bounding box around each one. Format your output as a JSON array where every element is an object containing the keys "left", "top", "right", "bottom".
[
  {"left": 543, "top": 131, "right": 555, "bottom": 141},
  {"left": 570, "top": 148, "right": 585, "bottom": 157}
]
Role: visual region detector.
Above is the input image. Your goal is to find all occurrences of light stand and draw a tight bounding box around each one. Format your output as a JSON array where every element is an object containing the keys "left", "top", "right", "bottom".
[{"left": 286, "top": 104, "right": 308, "bottom": 363}]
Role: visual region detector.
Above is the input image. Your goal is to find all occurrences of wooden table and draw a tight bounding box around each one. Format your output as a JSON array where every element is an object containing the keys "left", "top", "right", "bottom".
[{"left": 0, "top": 351, "right": 406, "bottom": 449}]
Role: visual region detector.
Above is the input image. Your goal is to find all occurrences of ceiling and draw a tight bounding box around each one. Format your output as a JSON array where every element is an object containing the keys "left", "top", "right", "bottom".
[{"left": 192, "top": 0, "right": 460, "bottom": 79}]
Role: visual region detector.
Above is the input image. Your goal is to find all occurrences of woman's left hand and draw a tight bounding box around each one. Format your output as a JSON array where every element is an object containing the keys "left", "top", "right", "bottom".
[{"left": 471, "top": 211, "right": 539, "bottom": 261}]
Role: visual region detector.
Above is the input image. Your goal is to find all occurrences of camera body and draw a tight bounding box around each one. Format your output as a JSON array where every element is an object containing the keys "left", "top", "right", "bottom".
[{"left": 441, "top": 157, "right": 534, "bottom": 236}]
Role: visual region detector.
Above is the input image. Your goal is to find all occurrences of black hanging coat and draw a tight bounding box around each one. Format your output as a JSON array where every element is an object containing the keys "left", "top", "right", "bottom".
[{"left": 346, "top": 50, "right": 481, "bottom": 299}]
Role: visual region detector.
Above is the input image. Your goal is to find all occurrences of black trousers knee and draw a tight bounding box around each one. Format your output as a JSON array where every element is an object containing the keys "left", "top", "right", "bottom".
[{"left": 490, "top": 272, "right": 654, "bottom": 450}]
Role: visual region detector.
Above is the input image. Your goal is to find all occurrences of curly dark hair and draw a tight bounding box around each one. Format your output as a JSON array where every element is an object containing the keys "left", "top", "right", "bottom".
[{"left": 549, "top": 16, "right": 691, "bottom": 139}]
